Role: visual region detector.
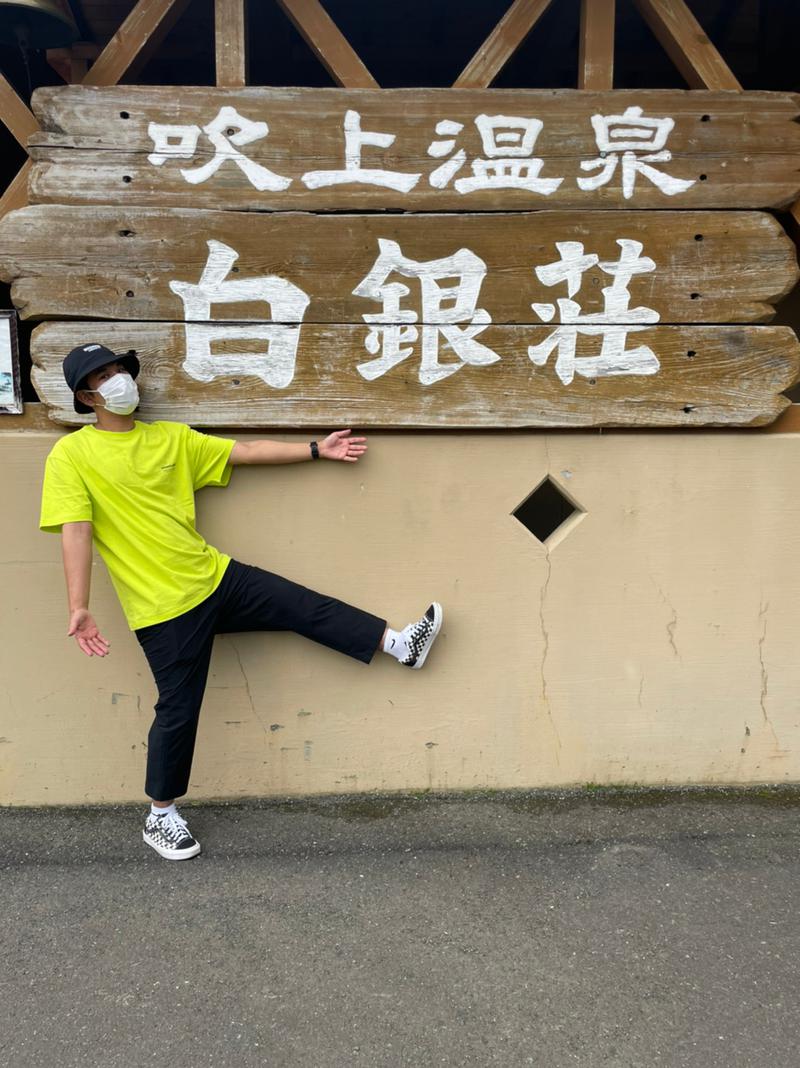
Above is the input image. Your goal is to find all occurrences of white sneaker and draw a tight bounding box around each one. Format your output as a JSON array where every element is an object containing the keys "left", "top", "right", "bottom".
[
  {"left": 143, "top": 808, "right": 201, "bottom": 860},
  {"left": 399, "top": 602, "right": 443, "bottom": 669}
]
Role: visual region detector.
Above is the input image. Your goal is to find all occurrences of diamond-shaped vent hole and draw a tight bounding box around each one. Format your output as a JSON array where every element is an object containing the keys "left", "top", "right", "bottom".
[{"left": 513, "top": 477, "right": 580, "bottom": 544}]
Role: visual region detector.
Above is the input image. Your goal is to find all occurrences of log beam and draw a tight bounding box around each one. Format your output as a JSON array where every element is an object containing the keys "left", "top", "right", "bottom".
[
  {"left": 0, "top": 161, "right": 32, "bottom": 219},
  {"left": 454, "top": 0, "right": 555, "bottom": 89},
  {"left": 82, "top": 0, "right": 192, "bottom": 86},
  {"left": 215, "top": 0, "right": 248, "bottom": 87},
  {"left": 46, "top": 43, "right": 100, "bottom": 84},
  {"left": 632, "top": 0, "right": 742, "bottom": 90},
  {"left": 274, "top": 0, "right": 378, "bottom": 88},
  {"left": 579, "top": 0, "right": 615, "bottom": 90},
  {"left": 0, "top": 73, "right": 38, "bottom": 149}
]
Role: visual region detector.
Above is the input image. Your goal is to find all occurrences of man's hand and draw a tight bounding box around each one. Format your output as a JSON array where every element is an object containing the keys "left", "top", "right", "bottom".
[
  {"left": 319, "top": 429, "right": 367, "bottom": 463},
  {"left": 67, "top": 609, "right": 110, "bottom": 658}
]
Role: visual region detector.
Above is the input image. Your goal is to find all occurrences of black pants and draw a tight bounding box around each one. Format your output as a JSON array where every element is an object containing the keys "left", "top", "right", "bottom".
[{"left": 134, "top": 559, "right": 386, "bottom": 801}]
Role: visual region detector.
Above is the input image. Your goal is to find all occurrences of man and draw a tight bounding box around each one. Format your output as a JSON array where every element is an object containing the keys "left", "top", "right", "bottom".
[{"left": 39, "top": 343, "right": 442, "bottom": 861}]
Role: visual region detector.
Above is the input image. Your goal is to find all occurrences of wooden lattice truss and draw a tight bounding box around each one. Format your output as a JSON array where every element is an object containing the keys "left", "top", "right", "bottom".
[{"left": 0, "top": 0, "right": 795, "bottom": 228}]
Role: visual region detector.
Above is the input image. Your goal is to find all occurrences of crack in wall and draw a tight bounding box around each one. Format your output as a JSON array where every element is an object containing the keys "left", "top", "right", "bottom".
[
  {"left": 538, "top": 437, "right": 562, "bottom": 761},
  {"left": 228, "top": 639, "right": 270, "bottom": 735},
  {"left": 758, "top": 600, "right": 770, "bottom": 725},
  {"left": 652, "top": 582, "right": 680, "bottom": 660},
  {"left": 755, "top": 600, "right": 788, "bottom": 757},
  {"left": 539, "top": 546, "right": 561, "bottom": 761}
]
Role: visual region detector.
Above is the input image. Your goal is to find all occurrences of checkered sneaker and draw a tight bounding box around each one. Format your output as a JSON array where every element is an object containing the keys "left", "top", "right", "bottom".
[
  {"left": 143, "top": 808, "right": 201, "bottom": 860},
  {"left": 399, "top": 602, "right": 443, "bottom": 669}
]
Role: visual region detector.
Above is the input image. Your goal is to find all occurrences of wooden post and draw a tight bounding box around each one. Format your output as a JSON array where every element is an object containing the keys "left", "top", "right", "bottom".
[
  {"left": 0, "top": 76, "right": 38, "bottom": 219},
  {"left": 579, "top": 0, "right": 615, "bottom": 90},
  {"left": 47, "top": 44, "right": 100, "bottom": 84},
  {"left": 274, "top": 0, "right": 378, "bottom": 88},
  {"left": 453, "top": 0, "right": 555, "bottom": 89},
  {"left": 0, "top": 160, "right": 31, "bottom": 218},
  {"left": 215, "top": 0, "right": 248, "bottom": 87},
  {"left": 632, "top": 0, "right": 742, "bottom": 90},
  {"left": 0, "top": 73, "right": 39, "bottom": 149}
]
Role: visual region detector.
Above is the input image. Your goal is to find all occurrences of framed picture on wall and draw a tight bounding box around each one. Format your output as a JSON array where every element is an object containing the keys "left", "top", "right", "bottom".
[{"left": 0, "top": 311, "right": 22, "bottom": 415}]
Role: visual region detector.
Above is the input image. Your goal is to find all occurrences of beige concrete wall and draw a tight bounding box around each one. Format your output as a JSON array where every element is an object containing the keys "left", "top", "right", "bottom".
[{"left": 2, "top": 424, "right": 799, "bottom": 805}]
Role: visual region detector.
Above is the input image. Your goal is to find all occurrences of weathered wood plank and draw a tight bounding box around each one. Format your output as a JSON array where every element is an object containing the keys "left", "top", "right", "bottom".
[
  {"left": 762, "top": 404, "right": 800, "bottom": 434},
  {"left": 215, "top": 0, "right": 248, "bottom": 88},
  {"left": 28, "top": 146, "right": 799, "bottom": 213},
  {"left": 29, "top": 322, "right": 800, "bottom": 429},
  {"left": 454, "top": 0, "right": 555, "bottom": 89},
  {"left": 0, "top": 207, "right": 794, "bottom": 325},
  {"left": 274, "top": 0, "right": 378, "bottom": 89},
  {"left": 31, "top": 86, "right": 799, "bottom": 153},
  {"left": 26, "top": 86, "right": 800, "bottom": 210},
  {"left": 579, "top": 0, "right": 615, "bottom": 91},
  {"left": 632, "top": 0, "right": 742, "bottom": 91}
]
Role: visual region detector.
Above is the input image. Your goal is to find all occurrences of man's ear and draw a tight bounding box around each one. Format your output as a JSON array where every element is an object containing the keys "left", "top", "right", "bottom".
[{"left": 76, "top": 389, "right": 97, "bottom": 409}]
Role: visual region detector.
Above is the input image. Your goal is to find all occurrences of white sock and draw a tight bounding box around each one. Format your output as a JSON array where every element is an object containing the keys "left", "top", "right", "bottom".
[
  {"left": 150, "top": 802, "right": 176, "bottom": 818},
  {"left": 382, "top": 627, "right": 409, "bottom": 661}
]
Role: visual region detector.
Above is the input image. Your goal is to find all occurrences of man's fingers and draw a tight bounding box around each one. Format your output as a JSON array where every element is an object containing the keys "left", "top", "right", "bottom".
[{"left": 74, "top": 630, "right": 109, "bottom": 656}]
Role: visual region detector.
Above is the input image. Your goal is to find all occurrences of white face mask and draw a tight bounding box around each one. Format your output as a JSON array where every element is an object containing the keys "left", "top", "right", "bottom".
[{"left": 88, "top": 373, "right": 139, "bottom": 416}]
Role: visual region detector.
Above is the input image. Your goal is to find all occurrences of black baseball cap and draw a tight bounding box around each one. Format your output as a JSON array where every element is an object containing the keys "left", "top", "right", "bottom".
[{"left": 63, "top": 343, "right": 140, "bottom": 414}]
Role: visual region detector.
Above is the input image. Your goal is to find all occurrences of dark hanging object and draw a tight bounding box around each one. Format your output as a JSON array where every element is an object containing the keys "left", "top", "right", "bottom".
[{"left": 0, "top": 0, "right": 79, "bottom": 49}]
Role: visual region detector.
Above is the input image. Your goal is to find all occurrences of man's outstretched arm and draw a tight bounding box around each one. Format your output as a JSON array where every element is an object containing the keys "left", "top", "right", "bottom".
[
  {"left": 61, "top": 521, "right": 110, "bottom": 658},
  {"left": 229, "top": 429, "right": 367, "bottom": 466}
]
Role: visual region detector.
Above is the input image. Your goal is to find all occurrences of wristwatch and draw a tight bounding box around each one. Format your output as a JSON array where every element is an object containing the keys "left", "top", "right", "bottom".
[{"left": 310, "top": 440, "right": 320, "bottom": 460}]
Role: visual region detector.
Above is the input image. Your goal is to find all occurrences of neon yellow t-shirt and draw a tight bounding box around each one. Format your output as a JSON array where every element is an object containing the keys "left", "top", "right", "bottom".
[{"left": 39, "top": 420, "right": 236, "bottom": 630}]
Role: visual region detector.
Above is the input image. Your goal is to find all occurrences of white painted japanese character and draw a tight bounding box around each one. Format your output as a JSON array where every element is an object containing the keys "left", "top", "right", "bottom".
[
  {"left": 528, "top": 239, "right": 660, "bottom": 385},
  {"left": 147, "top": 122, "right": 201, "bottom": 164},
  {"left": 352, "top": 238, "right": 500, "bottom": 385},
  {"left": 302, "top": 110, "right": 421, "bottom": 192},
  {"left": 426, "top": 114, "right": 563, "bottom": 195},
  {"left": 148, "top": 106, "right": 291, "bottom": 191},
  {"left": 169, "top": 240, "right": 309, "bottom": 388},
  {"left": 577, "top": 106, "right": 696, "bottom": 199}
]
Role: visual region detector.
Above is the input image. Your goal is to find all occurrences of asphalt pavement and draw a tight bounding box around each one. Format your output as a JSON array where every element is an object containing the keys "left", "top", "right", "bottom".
[{"left": 2, "top": 789, "right": 800, "bottom": 1068}]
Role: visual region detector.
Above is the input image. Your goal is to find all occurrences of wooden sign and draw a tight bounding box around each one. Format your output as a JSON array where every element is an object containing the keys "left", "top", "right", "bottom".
[
  {"left": 3, "top": 205, "right": 796, "bottom": 429},
  {"left": 27, "top": 87, "right": 800, "bottom": 211},
  {"left": 2, "top": 85, "right": 799, "bottom": 429},
  {"left": 1, "top": 207, "right": 795, "bottom": 324},
  {"left": 29, "top": 321, "right": 800, "bottom": 428}
]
